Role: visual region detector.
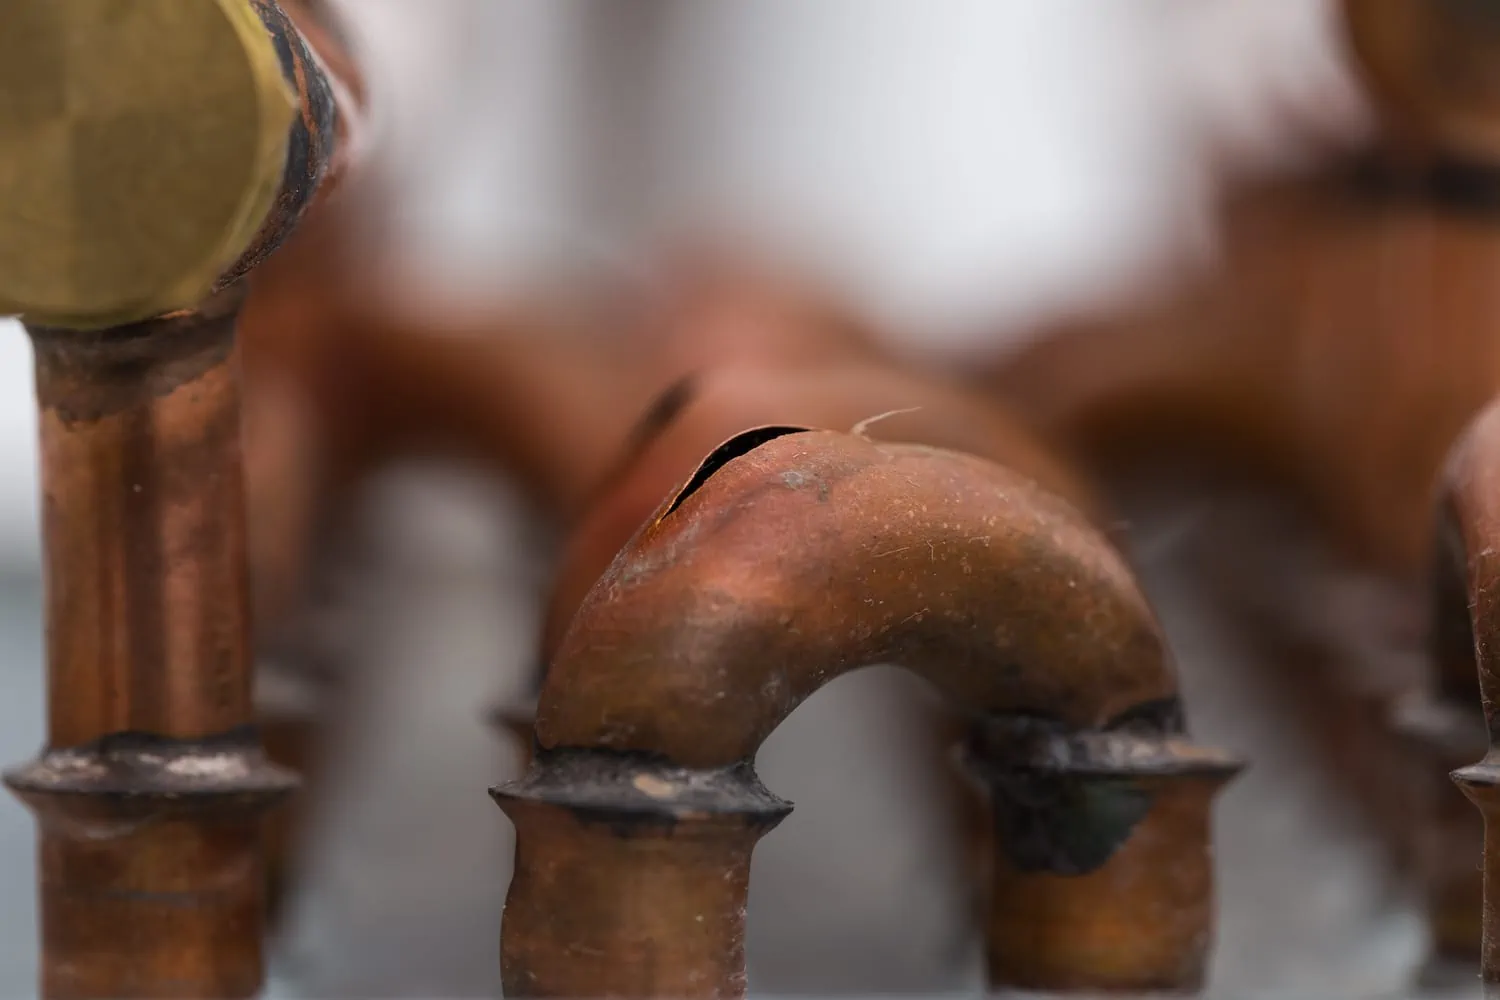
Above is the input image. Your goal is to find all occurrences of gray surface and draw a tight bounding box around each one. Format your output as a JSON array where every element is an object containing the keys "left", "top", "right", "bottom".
[{"left": 0, "top": 575, "right": 42, "bottom": 995}]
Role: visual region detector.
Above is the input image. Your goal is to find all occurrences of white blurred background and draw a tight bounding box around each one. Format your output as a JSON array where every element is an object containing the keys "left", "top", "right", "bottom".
[{"left": 0, "top": 1, "right": 1438, "bottom": 996}]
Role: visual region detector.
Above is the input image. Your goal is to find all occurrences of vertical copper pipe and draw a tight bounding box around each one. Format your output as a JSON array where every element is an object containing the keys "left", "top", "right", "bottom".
[
  {"left": 966, "top": 719, "right": 1235, "bottom": 992},
  {"left": 6, "top": 294, "right": 297, "bottom": 1000},
  {"left": 501, "top": 757, "right": 788, "bottom": 1000},
  {"left": 0, "top": 1, "right": 361, "bottom": 995}
]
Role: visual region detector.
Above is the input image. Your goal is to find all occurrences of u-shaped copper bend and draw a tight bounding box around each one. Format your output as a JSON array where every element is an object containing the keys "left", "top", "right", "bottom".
[{"left": 494, "top": 428, "right": 1241, "bottom": 999}]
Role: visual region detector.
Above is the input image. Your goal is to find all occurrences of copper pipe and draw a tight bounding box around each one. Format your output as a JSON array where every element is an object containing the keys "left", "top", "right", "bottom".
[
  {"left": 494, "top": 428, "right": 1239, "bottom": 998},
  {"left": 0, "top": 2, "right": 364, "bottom": 996},
  {"left": 492, "top": 363, "right": 1105, "bottom": 993},
  {"left": 1442, "top": 399, "right": 1500, "bottom": 991}
]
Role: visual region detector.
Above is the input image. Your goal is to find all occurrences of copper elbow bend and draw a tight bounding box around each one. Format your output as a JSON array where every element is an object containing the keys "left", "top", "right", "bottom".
[
  {"left": 496, "top": 429, "right": 1240, "bottom": 999},
  {"left": 541, "top": 429, "right": 1176, "bottom": 763}
]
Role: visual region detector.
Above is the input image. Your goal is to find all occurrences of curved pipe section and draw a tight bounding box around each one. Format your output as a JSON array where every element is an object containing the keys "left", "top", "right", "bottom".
[
  {"left": 542, "top": 429, "right": 1163, "bottom": 762},
  {"left": 538, "top": 362, "right": 1103, "bottom": 669},
  {"left": 496, "top": 429, "right": 1239, "bottom": 998}
]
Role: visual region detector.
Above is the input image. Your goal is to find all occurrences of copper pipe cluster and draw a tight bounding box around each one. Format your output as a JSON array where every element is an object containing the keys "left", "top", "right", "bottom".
[
  {"left": 0, "top": 1, "right": 364, "bottom": 996},
  {"left": 495, "top": 428, "right": 1240, "bottom": 998}
]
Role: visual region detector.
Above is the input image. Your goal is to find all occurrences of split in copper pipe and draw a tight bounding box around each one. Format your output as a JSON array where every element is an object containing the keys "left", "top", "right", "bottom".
[
  {"left": 1440, "top": 399, "right": 1500, "bottom": 992},
  {"left": 494, "top": 428, "right": 1240, "bottom": 998},
  {"left": 538, "top": 362, "right": 1103, "bottom": 674},
  {"left": 0, "top": 1, "right": 364, "bottom": 996}
]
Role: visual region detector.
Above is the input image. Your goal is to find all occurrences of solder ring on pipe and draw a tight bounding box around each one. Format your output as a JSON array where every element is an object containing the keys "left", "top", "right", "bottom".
[{"left": 491, "top": 749, "right": 792, "bottom": 830}]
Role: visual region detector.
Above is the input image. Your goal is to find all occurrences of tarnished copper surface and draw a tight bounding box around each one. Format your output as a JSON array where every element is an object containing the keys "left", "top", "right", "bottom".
[
  {"left": 497, "top": 429, "right": 1239, "bottom": 997},
  {"left": 1440, "top": 400, "right": 1500, "bottom": 990},
  {"left": 28, "top": 293, "right": 255, "bottom": 746},
  {"left": 0, "top": 1, "right": 364, "bottom": 996},
  {"left": 500, "top": 756, "right": 786, "bottom": 1000},
  {"left": 980, "top": 763, "right": 1228, "bottom": 991},
  {"left": 7, "top": 729, "right": 295, "bottom": 1000}
]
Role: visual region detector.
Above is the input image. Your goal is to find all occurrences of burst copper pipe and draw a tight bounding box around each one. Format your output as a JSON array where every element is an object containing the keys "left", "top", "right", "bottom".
[
  {"left": 1443, "top": 400, "right": 1500, "bottom": 990},
  {"left": 494, "top": 428, "right": 1240, "bottom": 998},
  {"left": 536, "top": 363, "right": 1103, "bottom": 670},
  {"left": 502, "top": 358, "right": 1101, "bottom": 757},
  {"left": 0, "top": 1, "right": 364, "bottom": 996},
  {"left": 489, "top": 363, "right": 1108, "bottom": 984}
]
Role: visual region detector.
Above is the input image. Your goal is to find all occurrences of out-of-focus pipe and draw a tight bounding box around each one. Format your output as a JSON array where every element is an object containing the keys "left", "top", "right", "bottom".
[
  {"left": 494, "top": 429, "right": 1239, "bottom": 998},
  {"left": 1442, "top": 400, "right": 1500, "bottom": 992},
  {"left": 1392, "top": 486, "right": 1491, "bottom": 963},
  {"left": 0, "top": 1, "right": 365, "bottom": 996},
  {"left": 986, "top": 6, "right": 1500, "bottom": 965},
  {"left": 1343, "top": 0, "right": 1500, "bottom": 166},
  {"left": 988, "top": 0, "right": 1500, "bottom": 578}
]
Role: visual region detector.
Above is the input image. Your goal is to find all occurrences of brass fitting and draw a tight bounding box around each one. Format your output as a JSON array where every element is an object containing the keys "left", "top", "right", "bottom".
[{"left": 0, "top": 0, "right": 298, "bottom": 329}]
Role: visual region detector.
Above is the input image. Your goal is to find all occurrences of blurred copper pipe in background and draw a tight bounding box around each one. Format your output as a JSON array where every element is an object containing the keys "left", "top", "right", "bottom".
[
  {"left": 494, "top": 428, "right": 1239, "bottom": 998},
  {"left": 1441, "top": 400, "right": 1500, "bottom": 992},
  {"left": 980, "top": 0, "right": 1500, "bottom": 968}
]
